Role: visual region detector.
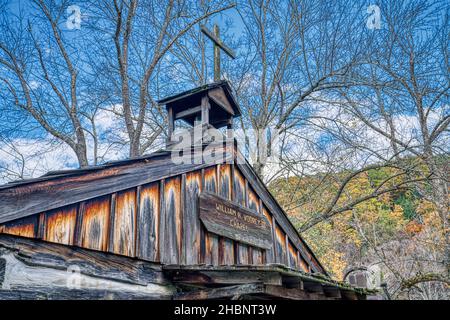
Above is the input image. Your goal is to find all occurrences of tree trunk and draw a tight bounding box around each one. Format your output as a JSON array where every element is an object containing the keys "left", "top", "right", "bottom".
[
  {"left": 74, "top": 142, "right": 88, "bottom": 168},
  {"left": 129, "top": 137, "right": 140, "bottom": 158}
]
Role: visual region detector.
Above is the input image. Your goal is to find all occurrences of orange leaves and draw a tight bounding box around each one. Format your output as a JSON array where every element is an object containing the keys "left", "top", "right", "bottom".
[{"left": 405, "top": 221, "right": 423, "bottom": 235}]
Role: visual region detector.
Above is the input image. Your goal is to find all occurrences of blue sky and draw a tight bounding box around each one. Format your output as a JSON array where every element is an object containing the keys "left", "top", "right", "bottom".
[{"left": 0, "top": 0, "right": 448, "bottom": 183}]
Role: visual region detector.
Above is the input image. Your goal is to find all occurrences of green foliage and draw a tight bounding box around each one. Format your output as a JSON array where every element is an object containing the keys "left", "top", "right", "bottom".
[
  {"left": 367, "top": 168, "right": 391, "bottom": 188},
  {"left": 394, "top": 192, "right": 417, "bottom": 220}
]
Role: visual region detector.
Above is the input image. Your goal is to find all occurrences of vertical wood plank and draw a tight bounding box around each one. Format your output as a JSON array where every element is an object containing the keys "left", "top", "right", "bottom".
[
  {"left": 162, "top": 176, "right": 182, "bottom": 264},
  {"left": 79, "top": 196, "right": 110, "bottom": 251},
  {"left": 158, "top": 180, "right": 166, "bottom": 263},
  {"left": 248, "top": 185, "right": 263, "bottom": 264},
  {"left": 271, "top": 216, "right": 278, "bottom": 263},
  {"left": 275, "top": 223, "right": 287, "bottom": 265},
  {"left": 180, "top": 174, "right": 186, "bottom": 264},
  {"left": 218, "top": 164, "right": 234, "bottom": 265},
  {"left": 200, "top": 169, "right": 207, "bottom": 264},
  {"left": 233, "top": 167, "right": 249, "bottom": 265},
  {"left": 44, "top": 205, "right": 77, "bottom": 245},
  {"left": 137, "top": 182, "right": 160, "bottom": 262},
  {"left": 262, "top": 206, "right": 275, "bottom": 263},
  {"left": 168, "top": 106, "right": 174, "bottom": 140},
  {"left": 183, "top": 171, "right": 202, "bottom": 265},
  {"left": 107, "top": 193, "right": 117, "bottom": 252},
  {"left": 202, "top": 167, "right": 219, "bottom": 265},
  {"left": 233, "top": 167, "right": 246, "bottom": 205},
  {"left": 285, "top": 234, "right": 291, "bottom": 268},
  {"left": 288, "top": 239, "right": 298, "bottom": 269},
  {"left": 74, "top": 203, "right": 84, "bottom": 247},
  {"left": 247, "top": 187, "right": 259, "bottom": 212},
  {"left": 298, "top": 251, "right": 308, "bottom": 272},
  {"left": 37, "top": 212, "right": 46, "bottom": 240},
  {"left": 109, "top": 189, "right": 136, "bottom": 256}
]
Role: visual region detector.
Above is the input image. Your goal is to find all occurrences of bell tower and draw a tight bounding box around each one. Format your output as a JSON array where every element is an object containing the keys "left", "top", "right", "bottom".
[
  {"left": 158, "top": 23, "right": 239, "bottom": 148},
  {"left": 158, "top": 80, "right": 241, "bottom": 146}
]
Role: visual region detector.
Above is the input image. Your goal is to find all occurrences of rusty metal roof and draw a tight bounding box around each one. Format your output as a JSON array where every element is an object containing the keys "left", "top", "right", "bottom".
[{"left": 0, "top": 150, "right": 170, "bottom": 190}]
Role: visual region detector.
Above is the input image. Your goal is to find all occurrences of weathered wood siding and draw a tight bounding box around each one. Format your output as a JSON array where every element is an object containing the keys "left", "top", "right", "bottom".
[
  {"left": 0, "top": 161, "right": 322, "bottom": 273},
  {"left": 218, "top": 164, "right": 234, "bottom": 265},
  {"left": 44, "top": 206, "right": 77, "bottom": 245},
  {"left": 275, "top": 224, "right": 287, "bottom": 265},
  {"left": 110, "top": 189, "right": 136, "bottom": 256},
  {"left": 0, "top": 215, "right": 38, "bottom": 238},
  {"left": 137, "top": 183, "right": 159, "bottom": 261},
  {"left": 202, "top": 167, "right": 219, "bottom": 265},
  {"left": 262, "top": 206, "right": 275, "bottom": 263},
  {"left": 183, "top": 172, "right": 201, "bottom": 265},
  {"left": 78, "top": 196, "right": 110, "bottom": 251},
  {"left": 160, "top": 177, "right": 182, "bottom": 264},
  {"left": 288, "top": 241, "right": 298, "bottom": 269},
  {"left": 247, "top": 186, "right": 263, "bottom": 265},
  {"left": 233, "top": 167, "right": 249, "bottom": 265}
]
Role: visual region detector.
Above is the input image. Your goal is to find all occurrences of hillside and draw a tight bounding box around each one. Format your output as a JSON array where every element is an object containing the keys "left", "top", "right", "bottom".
[{"left": 269, "top": 165, "right": 448, "bottom": 299}]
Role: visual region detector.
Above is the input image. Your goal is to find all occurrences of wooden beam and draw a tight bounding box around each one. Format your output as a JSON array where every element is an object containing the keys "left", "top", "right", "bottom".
[
  {"left": 303, "top": 280, "right": 324, "bottom": 294},
  {"left": 200, "top": 25, "right": 236, "bottom": 59},
  {"left": 162, "top": 264, "right": 366, "bottom": 299},
  {"left": 323, "top": 285, "right": 342, "bottom": 299},
  {"left": 174, "top": 106, "right": 202, "bottom": 120},
  {"left": 175, "top": 283, "right": 264, "bottom": 300},
  {"left": 166, "top": 269, "right": 282, "bottom": 286},
  {"left": 340, "top": 289, "right": 359, "bottom": 300},
  {"left": 264, "top": 285, "right": 308, "bottom": 300},
  {"left": 0, "top": 288, "right": 171, "bottom": 300},
  {"left": 0, "top": 234, "right": 168, "bottom": 286}
]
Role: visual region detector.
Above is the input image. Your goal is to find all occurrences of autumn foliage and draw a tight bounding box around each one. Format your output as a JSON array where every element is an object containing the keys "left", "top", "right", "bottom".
[{"left": 270, "top": 166, "right": 449, "bottom": 299}]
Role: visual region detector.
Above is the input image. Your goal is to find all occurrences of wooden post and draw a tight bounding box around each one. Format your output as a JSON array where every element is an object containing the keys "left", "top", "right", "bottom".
[
  {"left": 201, "top": 95, "right": 210, "bottom": 125},
  {"left": 213, "top": 24, "right": 220, "bottom": 82},
  {"left": 227, "top": 117, "right": 233, "bottom": 139},
  {"left": 271, "top": 216, "right": 278, "bottom": 263},
  {"left": 285, "top": 234, "right": 290, "bottom": 268},
  {"left": 167, "top": 106, "right": 174, "bottom": 142}
]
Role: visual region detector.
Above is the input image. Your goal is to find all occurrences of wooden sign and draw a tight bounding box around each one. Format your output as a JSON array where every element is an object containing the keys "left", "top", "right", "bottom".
[{"left": 199, "top": 192, "right": 272, "bottom": 249}]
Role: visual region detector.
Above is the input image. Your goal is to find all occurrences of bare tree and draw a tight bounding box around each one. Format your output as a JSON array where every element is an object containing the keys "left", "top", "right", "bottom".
[
  {"left": 0, "top": 0, "right": 95, "bottom": 167},
  {"left": 269, "top": 0, "right": 449, "bottom": 295},
  {"left": 333, "top": 0, "right": 449, "bottom": 276},
  {"left": 221, "top": 0, "right": 368, "bottom": 177}
]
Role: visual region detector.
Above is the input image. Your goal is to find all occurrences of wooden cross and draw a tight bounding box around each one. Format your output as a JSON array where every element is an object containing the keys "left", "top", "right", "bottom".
[{"left": 201, "top": 24, "right": 236, "bottom": 82}]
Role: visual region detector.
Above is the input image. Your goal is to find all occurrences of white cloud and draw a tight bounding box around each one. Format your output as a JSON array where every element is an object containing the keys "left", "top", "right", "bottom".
[
  {"left": 0, "top": 136, "right": 78, "bottom": 184},
  {"left": 253, "top": 98, "right": 449, "bottom": 181},
  {"left": 29, "top": 80, "right": 40, "bottom": 90}
]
